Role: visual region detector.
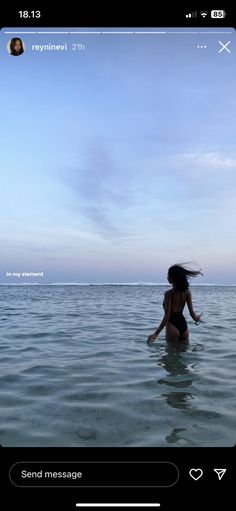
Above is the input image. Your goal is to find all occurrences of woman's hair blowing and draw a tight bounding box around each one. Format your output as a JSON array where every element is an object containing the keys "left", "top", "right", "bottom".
[{"left": 168, "top": 262, "right": 203, "bottom": 291}]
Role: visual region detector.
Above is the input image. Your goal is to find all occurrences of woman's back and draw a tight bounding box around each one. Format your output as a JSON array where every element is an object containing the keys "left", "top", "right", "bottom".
[
  {"left": 171, "top": 289, "right": 189, "bottom": 312},
  {"left": 166, "top": 289, "right": 188, "bottom": 313}
]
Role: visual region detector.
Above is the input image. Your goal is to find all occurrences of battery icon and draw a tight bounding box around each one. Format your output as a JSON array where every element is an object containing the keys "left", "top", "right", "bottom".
[{"left": 211, "top": 10, "right": 226, "bottom": 18}]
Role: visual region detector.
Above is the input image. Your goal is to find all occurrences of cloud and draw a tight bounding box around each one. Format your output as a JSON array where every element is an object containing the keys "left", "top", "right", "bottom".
[
  {"left": 173, "top": 151, "right": 236, "bottom": 175},
  {"left": 59, "top": 143, "right": 138, "bottom": 241},
  {"left": 161, "top": 149, "right": 236, "bottom": 212}
]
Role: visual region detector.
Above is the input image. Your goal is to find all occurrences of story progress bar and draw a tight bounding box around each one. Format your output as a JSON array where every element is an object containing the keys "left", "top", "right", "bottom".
[{"left": 75, "top": 505, "right": 161, "bottom": 508}]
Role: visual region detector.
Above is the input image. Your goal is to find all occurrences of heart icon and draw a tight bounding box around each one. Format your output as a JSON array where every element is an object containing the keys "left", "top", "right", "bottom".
[{"left": 189, "top": 468, "right": 203, "bottom": 481}]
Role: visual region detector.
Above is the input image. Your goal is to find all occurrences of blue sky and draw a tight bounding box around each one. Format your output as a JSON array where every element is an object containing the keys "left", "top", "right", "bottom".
[{"left": 0, "top": 28, "right": 236, "bottom": 284}]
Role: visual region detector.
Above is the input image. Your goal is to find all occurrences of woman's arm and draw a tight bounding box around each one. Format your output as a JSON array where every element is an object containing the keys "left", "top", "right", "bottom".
[
  {"left": 186, "top": 289, "right": 201, "bottom": 322},
  {"left": 147, "top": 291, "right": 171, "bottom": 342}
]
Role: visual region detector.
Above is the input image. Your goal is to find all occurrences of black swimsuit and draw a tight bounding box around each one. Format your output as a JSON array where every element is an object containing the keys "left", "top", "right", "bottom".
[{"left": 163, "top": 292, "right": 188, "bottom": 337}]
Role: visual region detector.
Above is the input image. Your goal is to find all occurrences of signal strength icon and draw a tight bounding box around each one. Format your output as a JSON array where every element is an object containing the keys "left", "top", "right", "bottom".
[
  {"left": 200, "top": 11, "right": 208, "bottom": 18},
  {"left": 186, "top": 11, "right": 197, "bottom": 18},
  {"left": 214, "top": 469, "right": 227, "bottom": 480}
]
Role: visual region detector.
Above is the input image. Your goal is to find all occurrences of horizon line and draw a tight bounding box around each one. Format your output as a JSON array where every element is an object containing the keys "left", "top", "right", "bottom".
[{"left": 0, "top": 282, "right": 235, "bottom": 287}]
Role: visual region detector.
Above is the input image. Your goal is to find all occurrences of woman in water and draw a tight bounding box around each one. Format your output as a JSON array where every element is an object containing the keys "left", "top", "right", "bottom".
[
  {"left": 10, "top": 38, "right": 24, "bottom": 56},
  {"left": 147, "top": 263, "right": 203, "bottom": 343}
]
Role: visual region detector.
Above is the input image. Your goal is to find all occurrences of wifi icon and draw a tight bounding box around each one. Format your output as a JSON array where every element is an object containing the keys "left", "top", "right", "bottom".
[{"left": 200, "top": 11, "right": 208, "bottom": 18}]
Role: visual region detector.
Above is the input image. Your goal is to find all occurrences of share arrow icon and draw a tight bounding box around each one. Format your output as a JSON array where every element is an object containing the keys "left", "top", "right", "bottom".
[{"left": 214, "top": 469, "right": 226, "bottom": 480}]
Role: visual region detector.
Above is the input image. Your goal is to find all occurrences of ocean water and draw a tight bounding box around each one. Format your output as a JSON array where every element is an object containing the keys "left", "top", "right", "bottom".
[{"left": 0, "top": 285, "right": 235, "bottom": 447}]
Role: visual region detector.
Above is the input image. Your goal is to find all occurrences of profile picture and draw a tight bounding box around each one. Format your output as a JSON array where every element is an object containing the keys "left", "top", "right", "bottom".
[{"left": 7, "top": 37, "right": 25, "bottom": 56}]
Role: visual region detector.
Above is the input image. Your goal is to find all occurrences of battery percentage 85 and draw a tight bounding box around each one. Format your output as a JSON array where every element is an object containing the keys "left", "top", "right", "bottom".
[{"left": 211, "top": 10, "right": 226, "bottom": 18}]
